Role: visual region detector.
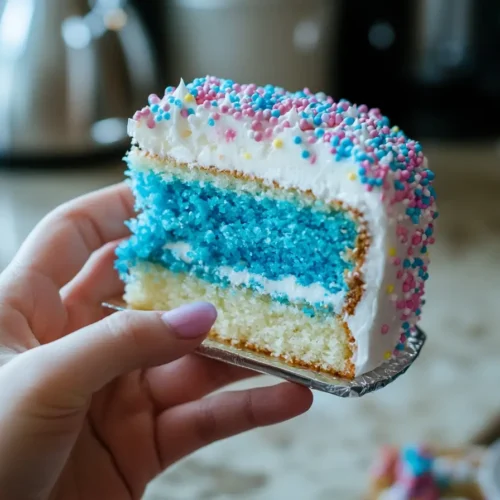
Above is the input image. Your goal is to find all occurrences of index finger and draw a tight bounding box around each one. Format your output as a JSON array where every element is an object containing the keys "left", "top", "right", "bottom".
[{"left": 7, "top": 182, "right": 134, "bottom": 289}]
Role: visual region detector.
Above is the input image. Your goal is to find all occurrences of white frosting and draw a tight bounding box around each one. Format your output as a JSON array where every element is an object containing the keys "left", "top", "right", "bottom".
[
  {"left": 129, "top": 79, "right": 430, "bottom": 376},
  {"left": 163, "top": 243, "right": 345, "bottom": 310}
]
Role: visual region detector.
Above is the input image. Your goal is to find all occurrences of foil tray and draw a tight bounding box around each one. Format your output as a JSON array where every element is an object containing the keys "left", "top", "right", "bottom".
[{"left": 102, "top": 299, "right": 426, "bottom": 398}]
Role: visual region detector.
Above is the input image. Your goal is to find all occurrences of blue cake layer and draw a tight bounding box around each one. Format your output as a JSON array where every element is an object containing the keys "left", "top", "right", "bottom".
[{"left": 116, "top": 168, "right": 359, "bottom": 301}]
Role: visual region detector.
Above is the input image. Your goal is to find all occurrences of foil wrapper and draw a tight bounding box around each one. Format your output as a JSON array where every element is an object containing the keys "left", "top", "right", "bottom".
[{"left": 103, "top": 299, "right": 426, "bottom": 398}]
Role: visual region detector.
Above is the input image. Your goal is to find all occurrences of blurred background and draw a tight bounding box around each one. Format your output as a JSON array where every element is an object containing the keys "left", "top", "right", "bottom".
[{"left": 1, "top": 0, "right": 500, "bottom": 498}]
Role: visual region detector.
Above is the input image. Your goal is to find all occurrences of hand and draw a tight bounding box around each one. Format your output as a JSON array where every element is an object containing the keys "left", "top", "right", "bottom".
[{"left": 0, "top": 183, "right": 313, "bottom": 500}]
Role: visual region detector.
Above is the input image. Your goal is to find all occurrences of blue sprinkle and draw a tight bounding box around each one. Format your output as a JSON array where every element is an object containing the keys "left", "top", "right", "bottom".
[
  {"left": 165, "top": 86, "right": 173, "bottom": 92},
  {"left": 154, "top": 115, "right": 163, "bottom": 122},
  {"left": 402, "top": 322, "right": 410, "bottom": 330},
  {"left": 151, "top": 104, "right": 160, "bottom": 113},
  {"left": 411, "top": 215, "right": 420, "bottom": 224},
  {"left": 313, "top": 115, "right": 322, "bottom": 126},
  {"left": 163, "top": 112, "right": 171, "bottom": 120},
  {"left": 394, "top": 181, "right": 404, "bottom": 190},
  {"left": 301, "top": 150, "right": 310, "bottom": 159},
  {"left": 396, "top": 343, "right": 406, "bottom": 351},
  {"left": 341, "top": 138, "right": 353, "bottom": 147},
  {"left": 293, "top": 136, "right": 302, "bottom": 145},
  {"left": 315, "top": 128, "right": 325, "bottom": 137},
  {"left": 345, "top": 117, "right": 355, "bottom": 125},
  {"left": 174, "top": 99, "right": 182, "bottom": 107},
  {"left": 188, "top": 108, "right": 195, "bottom": 115},
  {"left": 403, "top": 259, "right": 411, "bottom": 268},
  {"left": 208, "top": 118, "right": 215, "bottom": 126},
  {"left": 211, "top": 100, "right": 218, "bottom": 107},
  {"left": 421, "top": 246, "right": 427, "bottom": 254},
  {"left": 330, "top": 136, "right": 340, "bottom": 147},
  {"left": 271, "top": 109, "right": 280, "bottom": 117}
]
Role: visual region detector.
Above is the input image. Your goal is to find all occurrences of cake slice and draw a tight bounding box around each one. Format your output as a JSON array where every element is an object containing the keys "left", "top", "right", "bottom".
[{"left": 115, "top": 76, "right": 438, "bottom": 379}]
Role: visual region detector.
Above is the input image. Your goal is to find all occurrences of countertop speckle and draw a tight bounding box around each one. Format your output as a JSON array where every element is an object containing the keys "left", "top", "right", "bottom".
[{"left": 1, "top": 145, "right": 500, "bottom": 500}]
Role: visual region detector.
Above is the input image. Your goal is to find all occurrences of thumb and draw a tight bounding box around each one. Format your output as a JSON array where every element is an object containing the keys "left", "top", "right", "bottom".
[{"left": 28, "top": 301, "right": 217, "bottom": 402}]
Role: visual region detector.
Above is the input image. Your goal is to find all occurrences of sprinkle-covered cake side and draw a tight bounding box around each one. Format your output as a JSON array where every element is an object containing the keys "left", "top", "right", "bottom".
[{"left": 121, "top": 76, "right": 438, "bottom": 377}]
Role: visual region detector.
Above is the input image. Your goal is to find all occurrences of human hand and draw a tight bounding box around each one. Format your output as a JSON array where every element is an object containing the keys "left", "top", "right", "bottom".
[{"left": 0, "top": 183, "right": 313, "bottom": 500}]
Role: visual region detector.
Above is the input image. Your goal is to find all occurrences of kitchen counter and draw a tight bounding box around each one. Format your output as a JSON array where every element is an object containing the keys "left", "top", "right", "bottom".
[{"left": 1, "top": 143, "right": 500, "bottom": 499}]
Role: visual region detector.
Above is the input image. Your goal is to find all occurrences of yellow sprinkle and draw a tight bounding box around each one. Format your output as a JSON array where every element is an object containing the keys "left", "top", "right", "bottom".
[
  {"left": 209, "top": 145, "right": 217, "bottom": 151},
  {"left": 392, "top": 126, "right": 399, "bottom": 133},
  {"left": 219, "top": 154, "right": 225, "bottom": 160},
  {"left": 181, "top": 129, "right": 192, "bottom": 138},
  {"left": 348, "top": 172, "right": 357, "bottom": 181},
  {"left": 388, "top": 247, "right": 396, "bottom": 257},
  {"left": 272, "top": 138, "right": 284, "bottom": 149},
  {"left": 243, "top": 152, "right": 252, "bottom": 160},
  {"left": 184, "top": 93, "right": 194, "bottom": 103},
  {"left": 386, "top": 284, "right": 394, "bottom": 294},
  {"left": 384, "top": 351, "right": 392, "bottom": 360}
]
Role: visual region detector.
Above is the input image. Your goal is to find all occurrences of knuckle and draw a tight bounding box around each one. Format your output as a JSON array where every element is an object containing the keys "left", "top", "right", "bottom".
[
  {"left": 241, "top": 391, "right": 259, "bottom": 428},
  {"left": 104, "top": 311, "right": 143, "bottom": 352},
  {"left": 194, "top": 399, "right": 218, "bottom": 445}
]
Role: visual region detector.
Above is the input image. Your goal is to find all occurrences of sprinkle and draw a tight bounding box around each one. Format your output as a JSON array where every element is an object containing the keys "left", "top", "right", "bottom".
[
  {"left": 384, "top": 351, "right": 392, "bottom": 360},
  {"left": 381, "top": 324, "right": 389, "bottom": 334},
  {"left": 348, "top": 173, "right": 357, "bottom": 181},
  {"left": 242, "top": 152, "right": 252, "bottom": 160},
  {"left": 386, "top": 284, "right": 394, "bottom": 294},
  {"left": 301, "top": 150, "right": 310, "bottom": 159},
  {"left": 208, "top": 118, "right": 215, "bottom": 126},
  {"left": 388, "top": 247, "right": 396, "bottom": 257},
  {"left": 293, "top": 136, "right": 302, "bottom": 144},
  {"left": 184, "top": 93, "right": 195, "bottom": 103},
  {"left": 272, "top": 138, "right": 284, "bottom": 149},
  {"left": 181, "top": 129, "right": 192, "bottom": 138}
]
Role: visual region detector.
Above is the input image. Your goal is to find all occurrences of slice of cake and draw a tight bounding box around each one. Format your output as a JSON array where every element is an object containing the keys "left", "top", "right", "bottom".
[{"left": 115, "top": 76, "right": 437, "bottom": 379}]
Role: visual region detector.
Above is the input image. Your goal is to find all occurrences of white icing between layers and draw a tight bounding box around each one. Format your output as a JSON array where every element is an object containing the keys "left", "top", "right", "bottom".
[
  {"left": 129, "top": 80, "right": 422, "bottom": 376},
  {"left": 164, "top": 242, "right": 345, "bottom": 310}
]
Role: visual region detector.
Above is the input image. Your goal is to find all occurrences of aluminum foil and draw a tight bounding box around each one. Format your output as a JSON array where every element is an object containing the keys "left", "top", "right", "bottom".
[{"left": 102, "top": 299, "right": 426, "bottom": 398}]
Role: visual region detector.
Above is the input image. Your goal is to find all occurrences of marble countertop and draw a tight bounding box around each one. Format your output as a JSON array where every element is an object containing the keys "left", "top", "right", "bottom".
[{"left": 1, "top": 144, "right": 500, "bottom": 499}]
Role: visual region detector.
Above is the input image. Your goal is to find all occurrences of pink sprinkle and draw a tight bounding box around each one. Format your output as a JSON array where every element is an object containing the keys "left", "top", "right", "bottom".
[
  {"left": 254, "top": 132, "right": 263, "bottom": 142},
  {"left": 381, "top": 324, "right": 389, "bottom": 334},
  {"left": 412, "top": 235, "right": 422, "bottom": 245},
  {"left": 233, "top": 111, "right": 242, "bottom": 120},
  {"left": 310, "top": 154, "right": 317, "bottom": 165},
  {"left": 251, "top": 120, "right": 263, "bottom": 131},
  {"left": 269, "top": 117, "right": 279, "bottom": 126},
  {"left": 180, "top": 109, "right": 189, "bottom": 118},
  {"left": 299, "top": 119, "right": 313, "bottom": 131},
  {"left": 148, "top": 94, "right": 160, "bottom": 104},
  {"left": 212, "top": 112, "right": 220, "bottom": 120},
  {"left": 264, "top": 128, "right": 273, "bottom": 138},
  {"left": 203, "top": 101, "right": 211, "bottom": 109},
  {"left": 225, "top": 128, "right": 237, "bottom": 142},
  {"left": 397, "top": 270, "right": 403, "bottom": 279},
  {"left": 263, "top": 109, "right": 271, "bottom": 120},
  {"left": 307, "top": 136, "right": 317, "bottom": 145},
  {"left": 163, "top": 103, "right": 171, "bottom": 112},
  {"left": 220, "top": 105, "right": 229, "bottom": 114},
  {"left": 147, "top": 119, "right": 155, "bottom": 129},
  {"left": 133, "top": 111, "right": 141, "bottom": 120},
  {"left": 283, "top": 120, "right": 291, "bottom": 128}
]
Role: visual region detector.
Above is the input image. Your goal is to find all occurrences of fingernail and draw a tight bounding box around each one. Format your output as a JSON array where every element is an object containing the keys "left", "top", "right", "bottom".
[{"left": 161, "top": 302, "right": 217, "bottom": 339}]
